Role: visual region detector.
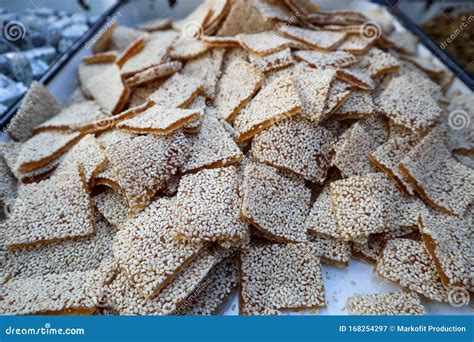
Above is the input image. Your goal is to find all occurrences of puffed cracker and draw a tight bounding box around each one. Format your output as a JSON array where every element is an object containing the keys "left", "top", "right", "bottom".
[
  {"left": 169, "top": 39, "right": 210, "bottom": 60},
  {"left": 351, "top": 236, "right": 386, "bottom": 265},
  {"left": 358, "top": 47, "right": 400, "bottom": 78},
  {"left": 116, "top": 105, "right": 202, "bottom": 136},
  {"left": 375, "top": 238, "right": 448, "bottom": 303},
  {"left": 291, "top": 63, "right": 336, "bottom": 124},
  {"left": 116, "top": 37, "right": 146, "bottom": 68},
  {"left": 250, "top": 117, "right": 335, "bottom": 182},
  {"left": 137, "top": 18, "right": 172, "bottom": 32},
  {"left": 331, "top": 91, "right": 374, "bottom": 120},
  {"left": 14, "top": 130, "right": 83, "bottom": 173},
  {"left": 87, "top": 64, "right": 129, "bottom": 114},
  {"left": 278, "top": 25, "right": 347, "bottom": 51},
  {"left": 5, "top": 164, "right": 94, "bottom": 248},
  {"left": 181, "top": 48, "right": 225, "bottom": 98},
  {"left": 113, "top": 197, "right": 201, "bottom": 299},
  {"left": 337, "top": 35, "right": 373, "bottom": 55},
  {"left": 306, "top": 186, "right": 342, "bottom": 240},
  {"left": 177, "top": 256, "right": 238, "bottom": 315},
  {"left": 238, "top": 31, "right": 302, "bottom": 56},
  {"left": 174, "top": 166, "right": 248, "bottom": 245},
  {"left": 105, "top": 250, "right": 219, "bottom": 315},
  {"left": 7, "top": 81, "right": 62, "bottom": 142},
  {"left": 3, "top": 218, "right": 115, "bottom": 280},
  {"left": 347, "top": 292, "right": 426, "bottom": 315},
  {"left": 399, "top": 130, "right": 474, "bottom": 216},
  {"left": 104, "top": 131, "right": 188, "bottom": 216},
  {"left": 201, "top": 35, "right": 240, "bottom": 47},
  {"left": 121, "top": 31, "right": 178, "bottom": 77},
  {"left": 336, "top": 68, "right": 375, "bottom": 90},
  {"left": 233, "top": 76, "right": 302, "bottom": 142},
  {"left": 419, "top": 210, "right": 471, "bottom": 289},
  {"left": 241, "top": 162, "right": 310, "bottom": 243},
  {"left": 149, "top": 73, "right": 203, "bottom": 108},
  {"left": 330, "top": 173, "right": 420, "bottom": 241},
  {"left": 376, "top": 74, "right": 442, "bottom": 132},
  {"left": 93, "top": 189, "right": 128, "bottom": 228},
  {"left": 294, "top": 49, "right": 358, "bottom": 69},
  {"left": 33, "top": 101, "right": 110, "bottom": 134},
  {"left": 248, "top": 48, "right": 294, "bottom": 73},
  {"left": 204, "top": 0, "right": 232, "bottom": 35},
  {"left": 369, "top": 135, "right": 419, "bottom": 195},
  {"left": 309, "top": 235, "right": 350, "bottom": 268},
  {"left": 322, "top": 80, "right": 353, "bottom": 117},
  {"left": 125, "top": 61, "right": 182, "bottom": 88},
  {"left": 108, "top": 26, "right": 148, "bottom": 52},
  {"left": 214, "top": 59, "right": 263, "bottom": 122},
  {"left": 240, "top": 242, "right": 325, "bottom": 315},
  {"left": 0, "top": 156, "right": 16, "bottom": 206},
  {"left": 332, "top": 122, "right": 378, "bottom": 177},
  {"left": 182, "top": 115, "right": 243, "bottom": 173},
  {"left": 1, "top": 269, "right": 105, "bottom": 315}
]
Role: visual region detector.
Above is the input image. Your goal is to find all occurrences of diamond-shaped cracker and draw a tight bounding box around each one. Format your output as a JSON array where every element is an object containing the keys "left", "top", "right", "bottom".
[
  {"left": 331, "top": 91, "right": 374, "bottom": 120},
  {"left": 217, "top": 0, "right": 278, "bottom": 36},
  {"left": 309, "top": 235, "right": 350, "bottom": 268},
  {"left": 121, "top": 31, "right": 178, "bottom": 77},
  {"left": 358, "top": 47, "right": 400, "bottom": 78},
  {"left": 113, "top": 197, "right": 201, "bottom": 299},
  {"left": 278, "top": 25, "right": 347, "bottom": 51},
  {"left": 337, "top": 35, "right": 373, "bottom": 55},
  {"left": 33, "top": 101, "right": 110, "bottom": 134},
  {"left": 14, "top": 130, "right": 83, "bottom": 173},
  {"left": 172, "top": 1, "right": 213, "bottom": 35},
  {"left": 375, "top": 238, "right": 448, "bottom": 302},
  {"left": 125, "top": 61, "right": 182, "bottom": 88},
  {"left": 399, "top": 130, "right": 474, "bottom": 215},
  {"left": 5, "top": 164, "right": 94, "bottom": 248},
  {"left": 347, "top": 292, "right": 426, "bottom": 315},
  {"left": 248, "top": 48, "right": 294, "bottom": 73},
  {"left": 306, "top": 186, "right": 345, "bottom": 240},
  {"left": 376, "top": 74, "right": 442, "bottom": 132},
  {"left": 250, "top": 117, "right": 335, "bottom": 182},
  {"left": 1, "top": 269, "right": 105, "bottom": 315},
  {"left": 182, "top": 115, "right": 243, "bottom": 173},
  {"left": 322, "top": 80, "right": 353, "bottom": 117},
  {"left": 294, "top": 50, "right": 358, "bottom": 69},
  {"left": 369, "top": 135, "right": 419, "bottom": 195},
  {"left": 214, "top": 59, "right": 263, "bottom": 122},
  {"left": 332, "top": 122, "right": 378, "bottom": 177},
  {"left": 105, "top": 250, "right": 219, "bottom": 315},
  {"left": 87, "top": 64, "right": 130, "bottom": 114},
  {"left": 181, "top": 48, "right": 225, "bottom": 98},
  {"left": 240, "top": 242, "right": 325, "bottom": 315},
  {"left": 116, "top": 105, "right": 202, "bottom": 136},
  {"left": 330, "top": 173, "right": 420, "bottom": 241},
  {"left": 2, "top": 141, "right": 62, "bottom": 184},
  {"left": 233, "top": 76, "right": 302, "bottom": 142},
  {"left": 78, "top": 62, "right": 112, "bottom": 97},
  {"left": 291, "top": 63, "right": 336, "bottom": 124},
  {"left": 174, "top": 166, "right": 248, "bottom": 244},
  {"left": 419, "top": 210, "right": 471, "bottom": 288},
  {"left": 336, "top": 68, "right": 375, "bottom": 90},
  {"left": 177, "top": 256, "right": 238, "bottom": 315},
  {"left": 149, "top": 73, "right": 203, "bottom": 108},
  {"left": 204, "top": 0, "right": 232, "bottom": 35},
  {"left": 105, "top": 131, "right": 188, "bottom": 216},
  {"left": 3, "top": 217, "right": 115, "bottom": 280},
  {"left": 93, "top": 189, "right": 128, "bottom": 228},
  {"left": 241, "top": 162, "right": 310, "bottom": 242},
  {"left": 238, "top": 31, "right": 303, "bottom": 56},
  {"left": 7, "top": 82, "right": 63, "bottom": 142},
  {"left": 108, "top": 26, "right": 148, "bottom": 52},
  {"left": 170, "top": 39, "right": 209, "bottom": 60}
]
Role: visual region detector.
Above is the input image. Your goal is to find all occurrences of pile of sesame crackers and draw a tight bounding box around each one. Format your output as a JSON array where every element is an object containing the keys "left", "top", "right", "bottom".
[{"left": 1, "top": 0, "right": 472, "bottom": 316}]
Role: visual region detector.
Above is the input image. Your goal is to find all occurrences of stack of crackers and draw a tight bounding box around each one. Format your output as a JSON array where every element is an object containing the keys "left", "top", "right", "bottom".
[{"left": 1, "top": 0, "right": 472, "bottom": 316}]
